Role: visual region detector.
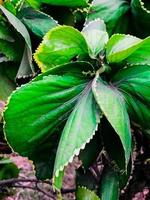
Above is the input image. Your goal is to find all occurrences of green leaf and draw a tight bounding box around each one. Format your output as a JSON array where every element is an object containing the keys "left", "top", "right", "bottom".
[
  {"left": 40, "top": 0, "right": 89, "bottom": 8},
  {"left": 101, "top": 119, "right": 126, "bottom": 170},
  {"left": 34, "top": 26, "right": 88, "bottom": 72},
  {"left": 87, "top": 0, "right": 129, "bottom": 35},
  {"left": 106, "top": 34, "right": 150, "bottom": 65},
  {"left": 0, "top": 63, "right": 16, "bottom": 101},
  {"left": 77, "top": 168, "right": 98, "bottom": 191},
  {"left": 112, "top": 64, "right": 150, "bottom": 129},
  {"left": 79, "top": 131, "right": 102, "bottom": 169},
  {"left": 0, "top": 157, "right": 19, "bottom": 180},
  {"left": 76, "top": 187, "right": 100, "bottom": 200},
  {"left": 92, "top": 77, "right": 131, "bottom": 166},
  {"left": 0, "top": 22, "right": 14, "bottom": 42},
  {"left": 0, "top": 5, "right": 34, "bottom": 78},
  {"left": 18, "top": 7, "right": 58, "bottom": 38},
  {"left": 4, "top": 62, "right": 92, "bottom": 179},
  {"left": 131, "top": 0, "right": 150, "bottom": 38},
  {"left": 106, "top": 34, "right": 141, "bottom": 63},
  {"left": 82, "top": 19, "right": 108, "bottom": 58},
  {"left": 53, "top": 83, "right": 100, "bottom": 190},
  {"left": 99, "top": 166, "right": 119, "bottom": 200}
]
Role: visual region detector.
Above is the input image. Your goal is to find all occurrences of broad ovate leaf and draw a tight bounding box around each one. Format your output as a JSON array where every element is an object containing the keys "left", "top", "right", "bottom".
[
  {"left": 76, "top": 186, "right": 100, "bottom": 200},
  {"left": 18, "top": 7, "right": 58, "bottom": 38},
  {"left": 4, "top": 62, "right": 92, "bottom": 179},
  {"left": 34, "top": 26, "right": 88, "bottom": 72},
  {"left": 131, "top": 0, "right": 150, "bottom": 37},
  {"left": 106, "top": 34, "right": 150, "bottom": 65},
  {"left": 40, "top": 0, "right": 89, "bottom": 8},
  {"left": 92, "top": 77, "right": 131, "bottom": 166},
  {"left": 99, "top": 166, "right": 119, "bottom": 200},
  {"left": 87, "top": 0, "right": 129, "bottom": 35},
  {"left": 53, "top": 83, "right": 100, "bottom": 190},
  {"left": 112, "top": 64, "right": 150, "bottom": 129},
  {"left": 82, "top": 19, "right": 108, "bottom": 58}
]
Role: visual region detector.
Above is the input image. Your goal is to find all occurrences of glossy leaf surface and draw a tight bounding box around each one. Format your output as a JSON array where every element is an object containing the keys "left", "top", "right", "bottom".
[
  {"left": 82, "top": 19, "right": 108, "bottom": 58},
  {"left": 18, "top": 7, "right": 58, "bottom": 38},
  {"left": 112, "top": 64, "right": 150, "bottom": 129},
  {"left": 54, "top": 82, "right": 100, "bottom": 189},
  {"left": 92, "top": 77, "right": 131, "bottom": 165},
  {"left": 99, "top": 167, "right": 119, "bottom": 200},
  {"left": 34, "top": 26, "right": 88, "bottom": 72},
  {"left": 106, "top": 34, "right": 150, "bottom": 65},
  {"left": 87, "top": 0, "right": 129, "bottom": 35}
]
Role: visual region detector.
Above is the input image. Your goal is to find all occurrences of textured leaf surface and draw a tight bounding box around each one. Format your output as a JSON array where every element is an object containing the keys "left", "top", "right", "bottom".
[
  {"left": 4, "top": 62, "right": 91, "bottom": 179},
  {"left": 54, "top": 83, "right": 100, "bottom": 189},
  {"left": 76, "top": 187, "right": 100, "bottom": 200},
  {"left": 40, "top": 0, "right": 89, "bottom": 7},
  {"left": 87, "top": 0, "right": 129, "bottom": 35},
  {"left": 131, "top": 0, "right": 150, "bottom": 37},
  {"left": 92, "top": 77, "right": 131, "bottom": 165},
  {"left": 99, "top": 167, "right": 119, "bottom": 200},
  {"left": 18, "top": 7, "right": 58, "bottom": 38},
  {"left": 34, "top": 26, "right": 88, "bottom": 72},
  {"left": 82, "top": 19, "right": 108, "bottom": 58},
  {"left": 106, "top": 34, "right": 150, "bottom": 65},
  {"left": 112, "top": 64, "right": 150, "bottom": 129}
]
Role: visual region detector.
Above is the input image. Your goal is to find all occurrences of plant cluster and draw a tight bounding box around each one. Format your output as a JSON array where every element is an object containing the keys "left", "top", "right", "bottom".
[{"left": 0, "top": 0, "right": 150, "bottom": 199}]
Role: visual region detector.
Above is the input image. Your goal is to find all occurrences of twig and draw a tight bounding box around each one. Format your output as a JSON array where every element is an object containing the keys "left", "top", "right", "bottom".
[
  {"left": 0, "top": 178, "right": 51, "bottom": 186},
  {"left": 11, "top": 185, "right": 54, "bottom": 199}
]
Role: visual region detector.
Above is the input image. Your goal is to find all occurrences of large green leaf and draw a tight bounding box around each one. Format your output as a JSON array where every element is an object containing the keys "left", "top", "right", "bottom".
[
  {"left": 87, "top": 0, "right": 129, "bottom": 35},
  {"left": 99, "top": 166, "right": 119, "bottom": 200},
  {"left": 92, "top": 77, "right": 131, "bottom": 166},
  {"left": 106, "top": 34, "right": 150, "bottom": 65},
  {"left": 82, "top": 19, "right": 108, "bottom": 58},
  {"left": 76, "top": 187, "right": 100, "bottom": 200},
  {"left": 18, "top": 7, "right": 58, "bottom": 38},
  {"left": 131, "top": 0, "right": 150, "bottom": 38},
  {"left": 4, "top": 62, "right": 92, "bottom": 179},
  {"left": 112, "top": 64, "right": 150, "bottom": 129},
  {"left": 53, "top": 82, "right": 100, "bottom": 189},
  {"left": 34, "top": 26, "right": 88, "bottom": 72},
  {"left": 40, "top": 0, "right": 89, "bottom": 7}
]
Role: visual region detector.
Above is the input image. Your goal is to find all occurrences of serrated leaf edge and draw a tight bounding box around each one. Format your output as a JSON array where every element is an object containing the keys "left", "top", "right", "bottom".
[
  {"left": 139, "top": 0, "right": 150, "bottom": 14},
  {"left": 106, "top": 33, "right": 143, "bottom": 63},
  {"left": 92, "top": 75, "right": 130, "bottom": 168},
  {"left": 77, "top": 186, "right": 100, "bottom": 200},
  {"left": 54, "top": 111, "right": 102, "bottom": 179},
  {"left": 34, "top": 25, "right": 88, "bottom": 72}
]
